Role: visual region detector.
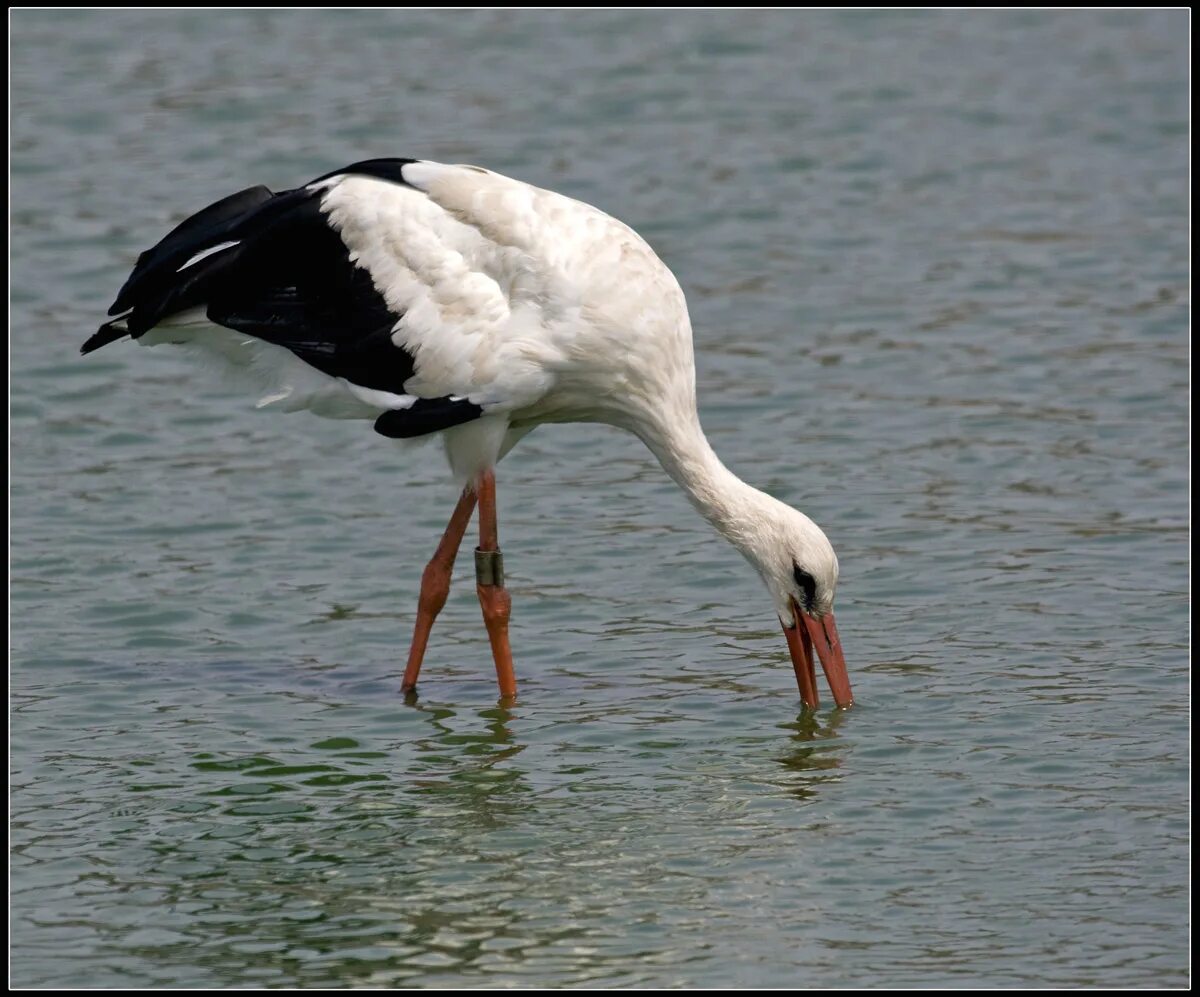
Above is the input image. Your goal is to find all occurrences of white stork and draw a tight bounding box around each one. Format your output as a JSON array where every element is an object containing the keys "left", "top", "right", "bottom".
[{"left": 83, "top": 158, "right": 853, "bottom": 709}]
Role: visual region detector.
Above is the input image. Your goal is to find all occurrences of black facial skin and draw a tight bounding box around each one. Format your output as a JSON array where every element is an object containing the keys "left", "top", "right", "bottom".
[{"left": 792, "top": 565, "right": 816, "bottom": 612}]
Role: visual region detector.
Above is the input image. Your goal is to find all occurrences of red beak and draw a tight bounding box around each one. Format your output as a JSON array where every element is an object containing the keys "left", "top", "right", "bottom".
[{"left": 782, "top": 599, "right": 853, "bottom": 709}]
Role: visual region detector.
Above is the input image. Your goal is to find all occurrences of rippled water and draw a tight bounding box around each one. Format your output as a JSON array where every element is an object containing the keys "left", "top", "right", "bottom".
[{"left": 11, "top": 9, "right": 1189, "bottom": 988}]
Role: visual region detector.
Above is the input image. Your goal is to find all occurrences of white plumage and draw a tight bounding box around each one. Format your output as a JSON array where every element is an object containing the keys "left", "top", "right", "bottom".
[{"left": 86, "top": 158, "right": 854, "bottom": 709}]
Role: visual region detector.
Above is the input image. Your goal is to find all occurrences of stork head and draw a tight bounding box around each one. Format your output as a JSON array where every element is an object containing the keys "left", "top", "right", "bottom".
[{"left": 739, "top": 495, "right": 853, "bottom": 709}]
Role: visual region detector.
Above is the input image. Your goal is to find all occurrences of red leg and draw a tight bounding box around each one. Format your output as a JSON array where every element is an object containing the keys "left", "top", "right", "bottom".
[
  {"left": 475, "top": 470, "right": 517, "bottom": 700},
  {"left": 401, "top": 487, "right": 477, "bottom": 694}
]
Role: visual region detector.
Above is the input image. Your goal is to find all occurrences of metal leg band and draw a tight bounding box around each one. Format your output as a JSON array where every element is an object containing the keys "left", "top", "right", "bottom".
[{"left": 475, "top": 548, "right": 505, "bottom": 587}]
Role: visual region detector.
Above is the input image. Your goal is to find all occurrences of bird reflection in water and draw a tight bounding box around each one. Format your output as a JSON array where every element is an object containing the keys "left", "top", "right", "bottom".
[
  {"left": 775, "top": 708, "right": 848, "bottom": 801},
  {"left": 401, "top": 698, "right": 531, "bottom": 828}
]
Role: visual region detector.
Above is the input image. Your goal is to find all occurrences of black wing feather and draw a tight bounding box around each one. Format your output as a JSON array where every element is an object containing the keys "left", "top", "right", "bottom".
[
  {"left": 203, "top": 191, "right": 413, "bottom": 392},
  {"left": 86, "top": 160, "right": 483, "bottom": 439},
  {"left": 109, "top": 185, "right": 273, "bottom": 316},
  {"left": 375, "top": 399, "right": 484, "bottom": 439}
]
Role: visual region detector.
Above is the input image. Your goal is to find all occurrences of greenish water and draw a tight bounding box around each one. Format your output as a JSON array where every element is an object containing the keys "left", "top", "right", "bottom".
[{"left": 11, "top": 9, "right": 1189, "bottom": 988}]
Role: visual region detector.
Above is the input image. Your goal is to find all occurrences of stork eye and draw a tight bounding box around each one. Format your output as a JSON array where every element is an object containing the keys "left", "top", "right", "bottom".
[{"left": 793, "top": 565, "right": 816, "bottom": 611}]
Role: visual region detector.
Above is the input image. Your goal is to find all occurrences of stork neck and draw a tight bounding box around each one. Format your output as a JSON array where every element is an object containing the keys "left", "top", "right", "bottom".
[{"left": 636, "top": 412, "right": 765, "bottom": 549}]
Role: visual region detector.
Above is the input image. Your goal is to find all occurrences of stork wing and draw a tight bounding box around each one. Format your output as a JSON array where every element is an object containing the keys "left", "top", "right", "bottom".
[{"left": 87, "top": 158, "right": 576, "bottom": 438}]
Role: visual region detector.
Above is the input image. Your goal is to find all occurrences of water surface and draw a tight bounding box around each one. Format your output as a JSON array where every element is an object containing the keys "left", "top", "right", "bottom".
[{"left": 11, "top": 9, "right": 1189, "bottom": 988}]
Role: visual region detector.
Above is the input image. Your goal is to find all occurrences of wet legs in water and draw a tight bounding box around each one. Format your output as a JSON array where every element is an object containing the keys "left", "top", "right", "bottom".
[{"left": 401, "top": 470, "right": 516, "bottom": 699}]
